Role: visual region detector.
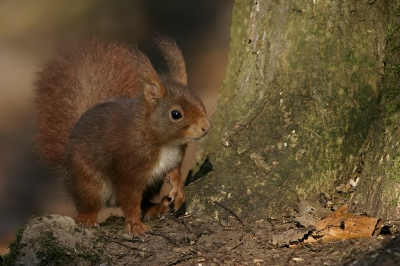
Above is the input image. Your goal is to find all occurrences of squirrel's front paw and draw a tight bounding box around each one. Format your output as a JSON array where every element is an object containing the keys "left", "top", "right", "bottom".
[
  {"left": 125, "top": 220, "right": 150, "bottom": 236},
  {"left": 168, "top": 185, "right": 185, "bottom": 212}
]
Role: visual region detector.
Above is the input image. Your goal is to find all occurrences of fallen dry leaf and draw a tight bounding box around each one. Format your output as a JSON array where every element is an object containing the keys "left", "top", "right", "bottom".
[
  {"left": 272, "top": 226, "right": 315, "bottom": 246},
  {"left": 295, "top": 199, "right": 330, "bottom": 226},
  {"left": 313, "top": 204, "right": 382, "bottom": 242}
]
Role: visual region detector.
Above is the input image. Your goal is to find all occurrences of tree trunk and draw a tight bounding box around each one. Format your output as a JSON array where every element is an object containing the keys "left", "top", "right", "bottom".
[
  {"left": 353, "top": 2, "right": 400, "bottom": 220},
  {"left": 187, "top": 0, "right": 397, "bottom": 220}
]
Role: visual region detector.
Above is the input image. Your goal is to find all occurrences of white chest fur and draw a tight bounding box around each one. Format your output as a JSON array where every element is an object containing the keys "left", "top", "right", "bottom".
[{"left": 149, "top": 146, "right": 182, "bottom": 183}]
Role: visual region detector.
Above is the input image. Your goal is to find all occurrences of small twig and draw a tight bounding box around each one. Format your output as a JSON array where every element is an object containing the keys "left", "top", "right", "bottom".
[
  {"left": 167, "top": 254, "right": 195, "bottom": 266},
  {"left": 223, "top": 238, "right": 244, "bottom": 256},
  {"left": 141, "top": 252, "right": 155, "bottom": 260},
  {"left": 118, "top": 236, "right": 143, "bottom": 243},
  {"left": 180, "top": 219, "right": 203, "bottom": 245},
  {"left": 195, "top": 230, "right": 203, "bottom": 240},
  {"left": 108, "top": 239, "right": 146, "bottom": 252},
  {"left": 230, "top": 241, "right": 243, "bottom": 251},
  {"left": 213, "top": 201, "right": 243, "bottom": 224},
  {"left": 285, "top": 250, "right": 297, "bottom": 265},
  {"left": 181, "top": 218, "right": 195, "bottom": 234},
  {"left": 147, "top": 231, "right": 179, "bottom": 246}
]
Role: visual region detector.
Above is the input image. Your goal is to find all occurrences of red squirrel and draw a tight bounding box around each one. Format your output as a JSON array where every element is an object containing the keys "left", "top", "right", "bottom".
[{"left": 34, "top": 37, "right": 210, "bottom": 236}]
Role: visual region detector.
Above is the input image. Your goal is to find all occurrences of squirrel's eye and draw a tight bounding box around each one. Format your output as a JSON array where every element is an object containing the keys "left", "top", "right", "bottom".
[{"left": 170, "top": 110, "right": 182, "bottom": 120}]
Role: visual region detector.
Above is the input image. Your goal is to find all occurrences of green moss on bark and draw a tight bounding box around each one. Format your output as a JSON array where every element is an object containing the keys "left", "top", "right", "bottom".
[
  {"left": 188, "top": 0, "right": 388, "bottom": 219},
  {"left": 352, "top": 1, "right": 400, "bottom": 219}
]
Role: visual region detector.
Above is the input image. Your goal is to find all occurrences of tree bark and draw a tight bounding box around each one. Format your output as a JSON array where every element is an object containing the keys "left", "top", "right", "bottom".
[
  {"left": 353, "top": 1, "right": 400, "bottom": 220},
  {"left": 187, "top": 0, "right": 394, "bottom": 220}
]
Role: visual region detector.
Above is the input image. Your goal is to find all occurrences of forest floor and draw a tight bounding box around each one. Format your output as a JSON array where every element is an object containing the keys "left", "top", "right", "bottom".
[
  {"left": 92, "top": 214, "right": 399, "bottom": 266},
  {"left": 2, "top": 208, "right": 400, "bottom": 266}
]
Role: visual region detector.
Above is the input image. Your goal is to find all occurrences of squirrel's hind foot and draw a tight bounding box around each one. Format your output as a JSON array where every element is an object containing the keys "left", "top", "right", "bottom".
[
  {"left": 74, "top": 212, "right": 99, "bottom": 228},
  {"left": 125, "top": 220, "right": 151, "bottom": 237},
  {"left": 142, "top": 196, "right": 171, "bottom": 219}
]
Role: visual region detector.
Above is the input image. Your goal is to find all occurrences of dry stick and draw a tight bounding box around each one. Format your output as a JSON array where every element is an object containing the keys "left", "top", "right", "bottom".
[
  {"left": 285, "top": 250, "right": 297, "bottom": 265},
  {"left": 180, "top": 218, "right": 203, "bottom": 246},
  {"left": 107, "top": 239, "right": 147, "bottom": 252},
  {"left": 141, "top": 252, "right": 155, "bottom": 261},
  {"left": 147, "top": 231, "right": 179, "bottom": 246},
  {"left": 167, "top": 254, "right": 195, "bottom": 266},
  {"left": 222, "top": 241, "right": 244, "bottom": 258},
  {"left": 230, "top": 241, "right": 244, "bottom": 251},
  {"left": 169, "top": 216, "right": 203, "bottom": 243},
  {"left": 119, "top": 236, "right": 145, "bottom": 243},
  {"left": 181, "top": 218, "right": 195, "bottom": 234},
  {"left": 100, "top": 233, "right": 148, "bottom": 252},
  {"left": 213, "top": 201, "right": 243, "bottom": 224}
]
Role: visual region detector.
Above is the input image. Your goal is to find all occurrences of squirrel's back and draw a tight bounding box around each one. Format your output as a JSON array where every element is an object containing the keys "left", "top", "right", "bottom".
[{"left": 35, "top": 39, "right": 150, "bottom": 167}]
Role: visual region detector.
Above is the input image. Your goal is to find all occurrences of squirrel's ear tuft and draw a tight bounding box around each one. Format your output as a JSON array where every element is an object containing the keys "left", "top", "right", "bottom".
[
  {"left": 144, "top": 81, "right": 165, "bottom": 105},
  {"left": 155, "top": 36, "right": 187, "bottom": 86}
]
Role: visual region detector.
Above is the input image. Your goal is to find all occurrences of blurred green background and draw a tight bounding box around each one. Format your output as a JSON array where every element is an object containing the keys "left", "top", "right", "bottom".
[{"left": 0, "top": 0, "right": 232, "bottom": 254}]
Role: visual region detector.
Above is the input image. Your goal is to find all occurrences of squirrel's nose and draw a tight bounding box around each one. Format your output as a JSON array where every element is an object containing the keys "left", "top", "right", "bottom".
[
  {"left": 200, "top": 119, "right": 210, "bottom": 135},
  {"left": 202, "top": 124, "right": 210, "bottom": 135}
]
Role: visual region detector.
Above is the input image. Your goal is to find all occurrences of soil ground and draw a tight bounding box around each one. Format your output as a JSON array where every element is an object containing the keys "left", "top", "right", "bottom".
[
  {"left": 4, "top": 210, "right": 399, "bottom": 266},
  {"left": 93, "top": 214, "right": 400, "bottom": 266}
]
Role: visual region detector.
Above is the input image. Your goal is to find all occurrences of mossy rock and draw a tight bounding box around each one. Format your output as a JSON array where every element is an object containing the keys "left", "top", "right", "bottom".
[{"left": 3, "top": 215, "right": 101, "bottom": 266}]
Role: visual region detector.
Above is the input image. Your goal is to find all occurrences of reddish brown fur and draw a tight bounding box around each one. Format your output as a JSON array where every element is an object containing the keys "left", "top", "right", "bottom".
[
  {"left": 141, "top": 196, "right": 171, "bottom": 219},
  {"left": 35, "top": 37, "right": 210, "bottom": 236},
  {"left": 156, "top": 37, "right": 187, "bottom": 85},
  {"left": 35, "top": 39, "right": 145, "bottom": 167}
]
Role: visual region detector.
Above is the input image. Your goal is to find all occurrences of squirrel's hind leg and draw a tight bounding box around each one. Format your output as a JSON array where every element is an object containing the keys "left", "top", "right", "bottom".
[
  {"left": 141, "top": 196, "right": 170, "bottom": 218},
  {"left": 65, "top": 156, "right": 108, "bottom": 228}
]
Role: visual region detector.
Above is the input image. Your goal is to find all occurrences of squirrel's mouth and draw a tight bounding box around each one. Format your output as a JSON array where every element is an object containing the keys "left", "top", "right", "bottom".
[
  {"left": 186, "top": 131, "right": 209, "bottom": 143},
  {"left": 185, "top": 120, "right": 210, "bottom": 143}
]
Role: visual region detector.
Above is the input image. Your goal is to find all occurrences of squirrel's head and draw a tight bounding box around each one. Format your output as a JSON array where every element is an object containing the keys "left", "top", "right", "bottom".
[
  {"left": 144, "top": 78, "right": 210, "bottom": 145},
  {"left": 129, "top": 37, "right": 210, "bottom": 145}
]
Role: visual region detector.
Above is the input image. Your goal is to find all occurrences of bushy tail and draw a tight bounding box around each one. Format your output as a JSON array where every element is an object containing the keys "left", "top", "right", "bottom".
[
  {"left": 34, "top": 37, "right": 187, "bottom": 168},
  {"left": 34, "top": 39, "right": 141, "bottom": 167}
]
